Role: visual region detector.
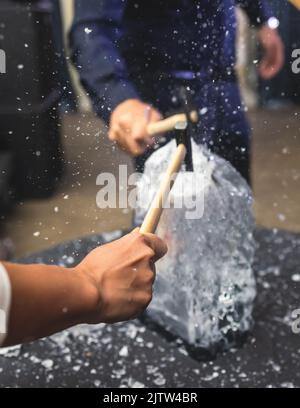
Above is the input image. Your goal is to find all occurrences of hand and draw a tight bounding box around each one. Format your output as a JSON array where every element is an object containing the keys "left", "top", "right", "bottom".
[
  {"left": 108, "top": 99, "right": 162, "bottom": 156},
  {"left": 258, "top": 25, "right": 284, "bottom": 80},
  {"left": 76, "top": 229, "right": 168, "bottom": 324}
]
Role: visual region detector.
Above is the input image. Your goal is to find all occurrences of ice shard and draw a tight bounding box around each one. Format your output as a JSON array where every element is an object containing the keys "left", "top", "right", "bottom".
[{"left": 135, "top": 140, "right": 256, "bottom": 350}]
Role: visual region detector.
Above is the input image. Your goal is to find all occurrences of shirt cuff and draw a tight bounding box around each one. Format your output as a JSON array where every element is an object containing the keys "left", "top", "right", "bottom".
[
  {"left": 0, "top": 263, "right": 11, "bottom": 346},
  {"left": 94, "top": 79, "right": 140, "bottom": 123}
]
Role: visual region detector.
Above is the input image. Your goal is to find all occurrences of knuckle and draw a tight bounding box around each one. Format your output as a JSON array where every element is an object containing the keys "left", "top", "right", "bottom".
[
  {"left": 144, "top": 248, "right": 155, "bottom": 259},
  {"left": 119, "top": 114, "right": 130, "bottom": 126},
  {"left": 144, "top": 292, "right": 153, "bottom": 306},
  {"left": 144, "top": 269, "right": 155, "bottom": 284},
  {"left": 135, "top": 232, "right": 148, "bottom": 247},
  {"left": 108, "top": 132, "right": 115, "bottom": 141},
  {"left": 134, "top": 291, "right": 152, "bottom": 308}
]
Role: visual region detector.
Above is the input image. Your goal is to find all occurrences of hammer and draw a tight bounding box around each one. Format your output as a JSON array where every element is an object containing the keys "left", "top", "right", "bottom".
[{"left": 140, "top": 110, "right": 198, "bottom": 234}]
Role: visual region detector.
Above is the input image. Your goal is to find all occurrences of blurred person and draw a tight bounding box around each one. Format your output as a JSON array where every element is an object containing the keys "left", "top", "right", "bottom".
[
  {"left": 52, "top": 0, "right": 77, "bottom": 113},
  {"left": 0, "top": 149, "right": 14, "bottom": 261},
  {"left": 260, "top": 0, "right": 300, "bottom": 106},
  {"left": 70, "top": 0, "right": 284, "bottom": 183},
  {"left": 0, "top": 229, "right": 167, "bottom": 347}
]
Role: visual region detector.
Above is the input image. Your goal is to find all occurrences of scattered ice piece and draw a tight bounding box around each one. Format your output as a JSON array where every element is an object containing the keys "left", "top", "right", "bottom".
[
  {"left": 127, "top": 378, "right": 145, "bottom": 388},
  {"left": 153, "top": 374, "right": 166, "bottom": 386},
  {"left": 119, "top": 345, "right": 129, "bottom": 357},
  {"left": 267, "top": 16, "right": 280, "bottom": 29},
  {"left": 30, "top": 356, "right": 41, "bottom": 364},
  {"left": 102, "top": 230, "right": 123, "bottom": 242},
  {"left": 0, "top": 345, "right": 21, "bottom": 357},
  {"left": 72, "top": 365, "right": 81, "bottom": 372},
  {"left": 147, "top": 365, "right": 158, "bottom": 375},
  {"left": 178, "top": 347, "right": 188, "bottom": 356},
  {"left": 292, "top": 274, "right": 300, "bottom": 282},
  {"left": 33, "top": 231, "right": 40, "bottom": 237},
  {"left": 281, "top": 382, "right": 295, "bottom": 388},
  {"left": 101, "top": 336, "right": 112, "bottom": 345},
  {"left": 66, "top": 256, "right": 75, "bottom": 265},
  {"left": 41, "top": 359, "right": 54, "bottom": 369},
  {"left": 126, "top": 324, "right": 138, "bottom": 339},
  {"left": 258, "top": 266, "right": 280, "bottom": 277},
  {"left": 203, "top": 372, "right": 219, "bottom": 381},
  {"left": 84, "top": 27, "right": 93, "bottom": 34},
  {"left": 112, "top": 367, "right": 126, "bottom": 379},
  {"left": 64, "top": 355, "right": 71, "bottom": 363},
  {"left": 268, "top": 360, "right": 281, "bottom": 373}
]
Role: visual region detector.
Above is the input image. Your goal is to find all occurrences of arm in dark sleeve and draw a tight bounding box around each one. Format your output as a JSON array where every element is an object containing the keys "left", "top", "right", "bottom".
[
  {"left": 70, "top": 0, "right": 139, "bottom": 123},
  {"left": 235, "top": 0, "right": 274, "bottom": 26}
]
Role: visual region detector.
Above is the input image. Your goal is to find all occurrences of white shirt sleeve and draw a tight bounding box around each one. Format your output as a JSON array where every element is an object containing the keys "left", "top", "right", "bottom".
[{"left": 0, "top": 263, "right": 11, "bottom": 346}]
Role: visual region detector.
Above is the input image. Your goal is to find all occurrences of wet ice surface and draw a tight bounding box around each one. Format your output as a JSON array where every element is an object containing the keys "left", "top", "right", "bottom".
[
  {"left": 136, "top": 140, "right": 256, "bottom": 350},
  {"left": 1, "top": 229, "right": 300, "bottom": 387}
]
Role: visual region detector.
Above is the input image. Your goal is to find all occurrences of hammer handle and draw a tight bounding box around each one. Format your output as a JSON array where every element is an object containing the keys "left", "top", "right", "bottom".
[
  {"left": 147, "top": 111, "right": 198, "bottom": 136},
  {"left": 140, "top": 143, "right": 187, "bottom": 234}
]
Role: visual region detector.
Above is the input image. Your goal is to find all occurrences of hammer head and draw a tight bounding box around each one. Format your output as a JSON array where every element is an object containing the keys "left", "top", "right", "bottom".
[
  {"left": 175, "top": 87, "right": 197, "bottom": 172},
  {"left": 175, "top": 120, "right": 194, "bottom": 172}
]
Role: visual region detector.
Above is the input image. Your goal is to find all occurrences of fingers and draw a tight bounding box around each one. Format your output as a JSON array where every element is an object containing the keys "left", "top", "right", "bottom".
[
  {"left": 259, "top": 44, "right": 276, "bottom": 79},
  {"left": 129, "top": 228, "right": 168, "bottom": 262},
  {"left": 259, "top": 43, "right": 283, "bottom": 80},
  {"left": 108, "top": 123, "right": 121, "bottom": 142},
  {"left": 274, "top": 39, "right": 284, "bottom": 73},
  {"left": 109, "top": 122, "right": 146, "bottom": 156},
  {"left": 141, "top": 232, "right": 168, "bottom": 262},
  {"left": 259, "top": 58, "right": 273, "bottom": 80},
  {"left": 149, "top": 108, "right": 163, "bottom": 125},
  {"left": 258, "top": 27, "right": 285, "bottom": 80},
  {"left": 109, "top": 100, "right": 162, "bottom": 156}
]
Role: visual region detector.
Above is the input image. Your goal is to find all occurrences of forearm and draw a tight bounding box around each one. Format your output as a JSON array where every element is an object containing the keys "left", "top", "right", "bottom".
[
  {"left": 70, "top": 0, "right": 139, "bottom": 122},
  {"left": 2, "top": 262, "right": 95, "bottom": 346}
]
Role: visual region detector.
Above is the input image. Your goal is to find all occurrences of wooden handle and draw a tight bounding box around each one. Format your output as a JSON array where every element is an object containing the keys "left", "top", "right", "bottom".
[
  {"left": 289, "top": 0, "right": 300, "bottom": 10},
  {"left": 140, "top": 144, "right": 187, "bottom": 234},
  {"left": 147, "top": 111, "right": 198, "bottom": 137}
]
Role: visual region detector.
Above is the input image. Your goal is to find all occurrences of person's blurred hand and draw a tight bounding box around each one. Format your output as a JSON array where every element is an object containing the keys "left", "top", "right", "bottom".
[
  {"left": 76, "top": 229, "right": 168, "bottom": 324},
  {"left": 258, "top": 25, "right": 284, "bottom": 80},
  {"left": 108, "top": 99, "right": 162, "bottom": 156}
]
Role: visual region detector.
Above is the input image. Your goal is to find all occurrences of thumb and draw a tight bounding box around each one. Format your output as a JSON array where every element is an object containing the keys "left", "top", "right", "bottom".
[{"left": 142, "top": 232, "right": 168, "bottom": 262}]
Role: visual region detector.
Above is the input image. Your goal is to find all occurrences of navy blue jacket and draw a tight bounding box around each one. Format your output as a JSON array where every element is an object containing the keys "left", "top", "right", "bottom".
[{"left": 70, "top": 0, "right": 272, "bottom": 123}]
